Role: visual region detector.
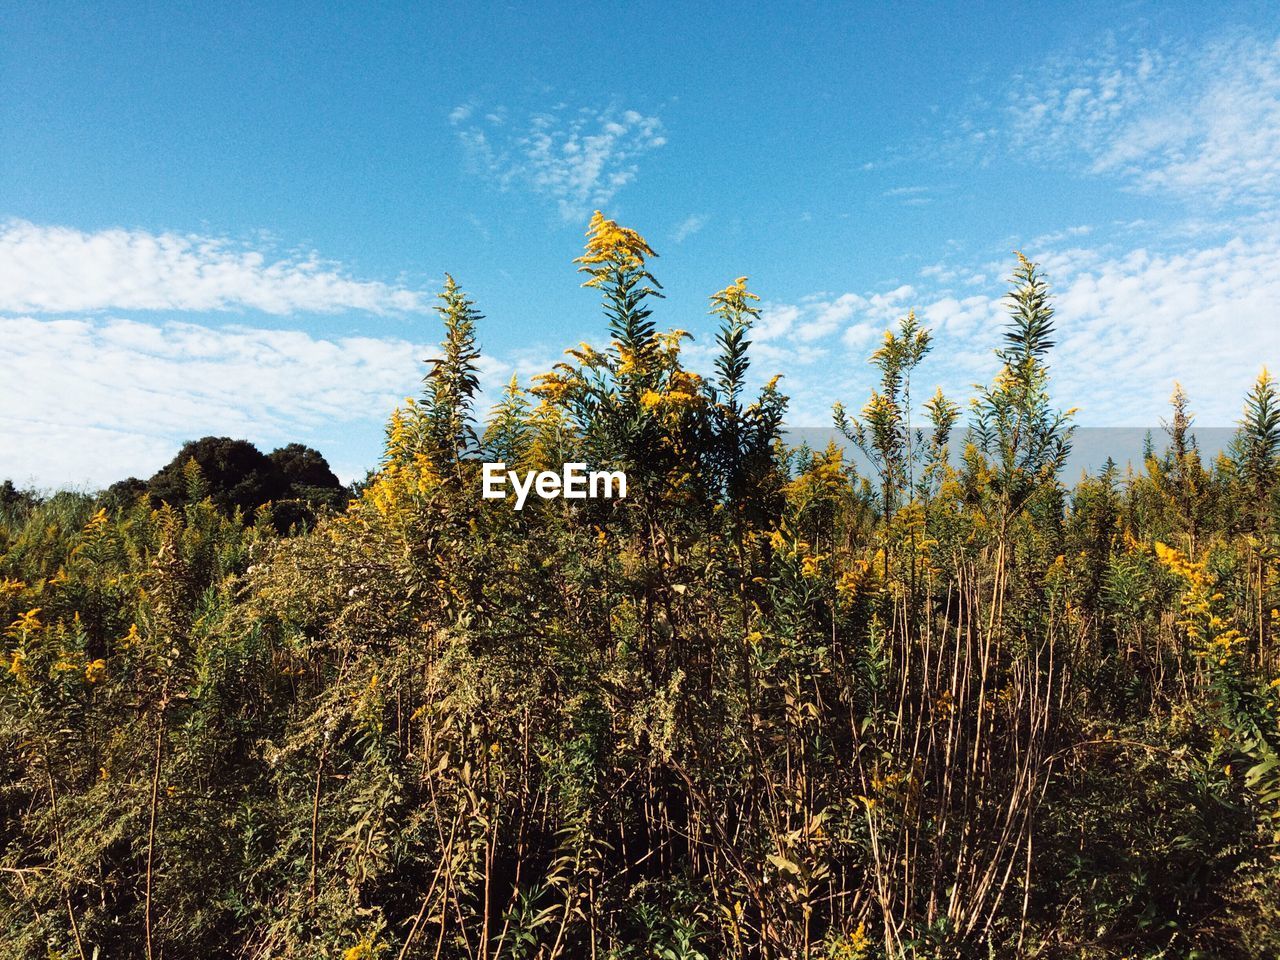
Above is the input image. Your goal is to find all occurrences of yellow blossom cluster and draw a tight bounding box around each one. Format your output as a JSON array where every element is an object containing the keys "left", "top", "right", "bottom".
[
  {"left": 1154, "top": 542, "right": 1247, "bottom": 666},
  {"left": 356, "top": 402, "right": 444, "bottom": 520},
  {"left": 531, "top": 372, "right": 572, "bottom": 404},
  {"left": 382, "top": 401, "right": 421, "bottom": 469},
  {"left": 709, "top": 276, "right": 760, "bottom": 317},
  {"left": 934, "top": 688, "right": 955, "bottom": 720},
  {"left": 342, "top": 939, "right": 382, "bottom": 960},
  {"left": 574, "top": 210, "right": 657, "bottom": 287},
  {"left": 768, "top": 529, "right": 827, "bottom": 580},
  {"left": 564, "top": 341, "right": 608, "bottom": 369},
  {"left": 640, "top": 370, "right": 705, "bottom": 416},
  {"left": 835, "top": 553, "right": 883, "bottom": 603},
  {"left": 800, "top": 554, "right": 825, "bottom": 580},
  {"left": 781, "top": 445, "right": 848, "bottom": 507},
  {"left": 615, "top": 345, "right": 643, "bottom": 377},
  {"left": 8, "top": 607, "right": 41, "bottom": 635},
  {"left": 120, "top": 623, "right": 141, "bottom": 649},
  {"left": 7, "top": 648, "right": 26, "bottom": 682},
  {"left": 826, "top": 922, "right": 870, "bottom": 960},
  {"left": 856, "top": 765, "right": 916, "bottom": 814}
]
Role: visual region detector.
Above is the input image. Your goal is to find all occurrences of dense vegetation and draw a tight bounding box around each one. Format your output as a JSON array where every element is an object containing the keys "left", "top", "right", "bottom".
[
  {"left": 3, "top": 213, "right": 1279, "bottom": 959},
  {"left": 98, "top": 437, "right": 351, "bottom": 529}
]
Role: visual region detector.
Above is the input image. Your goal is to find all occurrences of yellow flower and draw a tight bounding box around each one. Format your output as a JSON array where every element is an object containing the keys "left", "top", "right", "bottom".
[
  {"left": 574, "top": 211, "right": 657, "bottom": 287},
  {"left": 8, "top": 607, "right": 42, "bottom": 637},
  {"left": 7, "top": 649, "right": 28, "bottom": 682},
  {"left": 709, "top": 276, "right": 761, "bottom": 316},
  {"left": 343, "top": 940, "right": 382, "bottom": 960},
  {"left": 851, "top": 929, "right": 869, "bottom": 952},
  {"left": 566, "top": 341, "right": 608, "bottom": 367},
  {"left": 829, "top": 922, "right": 870, "bottom": 960},
  {"left": 85, "top": 659, "right": 107, "bottom": 684},
  {"left": 531, "top": 373, "right": 572, "bottom": 403},
  {"left": 935, "top": 689, "right": 955, "bottom": 719},
  {"left": 615, "top": 346, "right": 643, "bottom": 376}
]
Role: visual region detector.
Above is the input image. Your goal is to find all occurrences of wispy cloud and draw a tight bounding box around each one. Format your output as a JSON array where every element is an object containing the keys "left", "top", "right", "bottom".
[
  {"left": 755, "top": 286, "right": 917, "bottom": 348},
  {"left": 671, "top": 214, "right": 708, "bottom": 243},
  {"left": 883, "top": 185, "right": 934, "bottom": 206},
  {"left": 1004, "top": 31, "right": 1280, "bottom": 208},
  {"left": 0, "top": 310, "right": 530, "bottom": 488},
  {"left": 0, "top": 220, "right": 429, "bottom": 315},
  {"left": 1031, "top": 233, "right": 1280, "bottom": 425},
  {"left": 724, "top": 224, "right": 1280, "bottom": 428},
  {"left": 451, "top": 104, "right": 666, "bottom": 221},
  {"left": 738, "top": 287, "right": 920, "bottom": 421}
]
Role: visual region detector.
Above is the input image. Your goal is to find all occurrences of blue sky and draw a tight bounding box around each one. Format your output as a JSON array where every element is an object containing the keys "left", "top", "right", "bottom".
[{"left": 2, "top": 1, "right": 1279, "bottom": 486}]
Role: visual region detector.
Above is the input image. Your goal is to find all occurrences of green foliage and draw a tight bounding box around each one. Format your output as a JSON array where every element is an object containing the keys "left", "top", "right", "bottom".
[
  {"left": 484, "top": 375, "right": 534, "bottom": 469},
  {"left": 425, "top": 274, "right": 484, "bottom": 468},
  {"left": 141, "top": 435, "right": 350, "bottom": 532},
  {"left": 1237, "top": 370, "right": 1280, "bottom": 491},
  {"left": 834, "top": 310, "right": 932, "bottom": 519},
  {"left": 972, "top": 254, "right": 1075, "bottom": 529}
]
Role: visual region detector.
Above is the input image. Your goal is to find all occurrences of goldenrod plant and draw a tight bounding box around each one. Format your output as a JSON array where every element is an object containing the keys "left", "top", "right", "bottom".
[{"left": 3, "top": 214, "right": 1279, "bottom": 959}]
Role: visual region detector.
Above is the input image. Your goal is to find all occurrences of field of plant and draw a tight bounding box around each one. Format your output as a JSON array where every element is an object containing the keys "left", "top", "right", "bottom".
[{"left": 3, "top": 213, "right": 1279, "bottom": 958}]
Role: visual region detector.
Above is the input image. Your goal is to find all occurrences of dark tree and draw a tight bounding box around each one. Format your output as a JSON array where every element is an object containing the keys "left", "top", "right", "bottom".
[
  {"left": 146, "top": 437, "right": 289, "bottom": 517},
  {"left": 97, "top": 477, "right": 149, "bottom": 514},
  {"left": 268, "top": 443, "right": 344, "bottom": 492},
  {"left": 0, "top": 479, "right": 39, "bottom": 513}
]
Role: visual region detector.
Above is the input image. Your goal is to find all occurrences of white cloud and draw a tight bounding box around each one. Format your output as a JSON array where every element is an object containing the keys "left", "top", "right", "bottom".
[
  {"left": 0, "top": 419, "right": 180, "bottom": 495},
  {"left": 452, "top": 104, "right": 666, "bottom": 221},
  {"left": 1006, "top": 32, "right": 1280, "bottom": 207},
  {"left": 1032, "top": 233, "right": 1280, "bottom": 424},
  {"left": 754, "top": 303, "right": 800, "bottom": 343},
  {"left": 841, "top": 322, "right": 878, "bottom": 348},
  {"left": 866, "top": 285, "right": 917, "bottom": 320},
  {"left": 719, "top": 286, "right": 923, "bottom": 425},
  {"left": 672, "top": 214, "right": 708, "bottom": 243},
  {"left": 797, "top": 293, "right": 864, "bottom": 342},
  {"left": 756, "top": 285, "right": 918, "bottom": 351},
  {"left": 0, "top": 220, "right": 429, "bottom": 315},
  {"left": 751, "top": 341, "right": 829, "bottom": 369},
  {"left": 884, "top": 185, "right": 934, "bottom": 206},
  {"left": 919, "top": 294, "right": 1002, "bottom": 339},
  {"left": 726, "top": 224, "right": 1280, "bottom": 429},
  {"left": 0, "top": 316, "right": 431, "bottom": 487}
]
